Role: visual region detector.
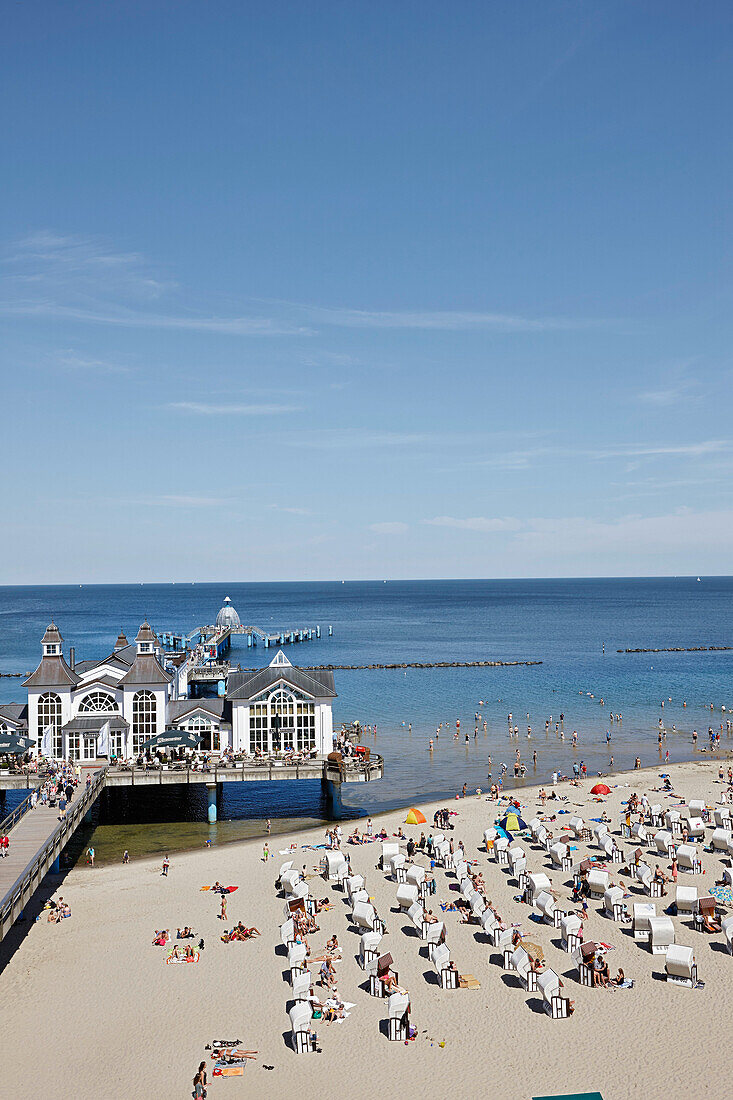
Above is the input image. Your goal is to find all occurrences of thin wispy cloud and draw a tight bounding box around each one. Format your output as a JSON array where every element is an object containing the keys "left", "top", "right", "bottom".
[
  {"left": 423, "top": 516, "right": 521, "bottom": 532},
  {"left": 267, "top": 504, "right": 313, "bottom": 516},
  {"left": 369, "top": 521, "right": 409, "bottom": 534},
  {"left": 288, "top": 303, "right": 604, "bottom": 332},
  {"left": 54, "top": 351, "right": 131, "bottom": 374},
  {"left": 281, "top": 430, "right": 428, "bottom": 450},
  {"left": 169, "top": 402, "right": 300, "bottom": 415}
]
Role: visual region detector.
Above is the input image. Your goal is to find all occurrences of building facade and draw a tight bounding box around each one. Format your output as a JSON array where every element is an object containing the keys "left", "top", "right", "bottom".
[{"left": 0, "top": 619, "right": 336, "bottom": 761}]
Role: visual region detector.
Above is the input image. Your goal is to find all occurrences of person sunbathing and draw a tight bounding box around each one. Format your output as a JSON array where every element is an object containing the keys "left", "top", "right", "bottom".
[
  {"left": 153, "top": 929, "right": 169, "bottom": 946},
  {"left": 701, "top": 909, "right": 722, "bottom": 933},
  {"left": 324, "top": 992, "right": 346, "bottom": 1024},
  {"left": 326, "top": 934, "right": 339, "bottom": 954},
  {"left": 169, "top": 944, "right": 181, "bottom": 960},
  {"left": 423, "top": 910, "right": 439, "bottom": 924},
  {"left": 183, "top": 945, "right": 196, "bottom": 959},
  {"left": 380, "top": 970, "right": 400, "bottom": 993},
  {"left": 177, "top": 927, "right": 194, "bottom": 939},
  {"left": 314, "top": 897, "right": 331, "bottom": 913}
]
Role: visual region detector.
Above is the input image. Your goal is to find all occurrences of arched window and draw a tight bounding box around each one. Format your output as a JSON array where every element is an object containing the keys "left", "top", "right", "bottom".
[
  {"left": 185, "top": 714, "right": 220, "bottom": 752},
  {"left": 132, "top": 690, "right": 156, "bottom": 755},
  {"left": 248, "top": 687, "right": 314, "bottom": 755},
  {"left": 38, "top": 692, "right": 62, "bottom": 757},
  {"left": 269, "top": 688, "right": 294, "bottom": 753},
  {"left": 78, "top": 691, "right": 119, "bottom": 713}
]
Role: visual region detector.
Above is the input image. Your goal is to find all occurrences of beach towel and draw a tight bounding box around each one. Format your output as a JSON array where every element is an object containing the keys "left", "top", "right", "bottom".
[
  {"left": 200, "top": 885, "right": 238, "bottom": 892},
  {"left": 213, "top": 1066, "right": 245, "bottom": 1077}
]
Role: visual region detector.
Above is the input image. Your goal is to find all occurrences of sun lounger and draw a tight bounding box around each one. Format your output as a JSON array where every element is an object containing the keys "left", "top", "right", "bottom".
[
  {"left": 648, "top": 915, "right": 675, "bottom": 954},
  {"left": 289, "top": 1003, "right": 314, "bottom": 1053},
  {"left": 676, "top": 844, "right": 701, "bottom": 874},
  {"left": 549, "top": 842, "right": 572, "bottom": 871},
  {"left": 632, "top": 902, "right": 656, "bottom": 941},
  {"left": 432, "top": 942, "right": 458, "bottom": 988},
  {"left": 560, "top": 913, "right": 583, "bottom": 951},
  {"left": 288, "top": 942, "right": 307, "bottom": 981},
  {"left": 360, "top": 930, "right": 383, "bottom": 967},
  {"left": 538, "top": 969, "right": 571, "bottom": 1019},
  {"left": 292, "top": 968, "right": 312, "bottom": 1002},
  {"left": 604, "top": 885, "right": 625, "bottom": 921},
  {"left": 510, "top": 945, "right": 539, "bottom": 992},
  {"left": 387, "top": 991, "right": 410, "bottom": 1040},
  {"left": 665, "top": 944, "right": 697, "bottom": 987},
  {"left": 721, "top": 915, "right": 733, "bottom": 954},
  {"left": 587, "top": 868, "right": 610, "bottom": 898}
]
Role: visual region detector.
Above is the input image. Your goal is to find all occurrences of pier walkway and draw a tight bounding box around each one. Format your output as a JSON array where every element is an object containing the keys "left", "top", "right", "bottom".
[{"left": 0, "top": 766, "right": 105, "bottom": 943}]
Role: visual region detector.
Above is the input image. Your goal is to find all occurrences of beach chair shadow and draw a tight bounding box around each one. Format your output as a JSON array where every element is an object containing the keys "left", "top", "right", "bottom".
[
  {"left": 709, "top": 941, "right": 729, "bottom": 954},
  {"left": 357, "top": 976, "right": 372, "bottom": 994},
  {"left": 274, "top": 943, "right": 287, "bottom": 957},
  {"left": 378, "top": 1019, "right": 390, "bottom": 1039},
  {"left": 418, "top": 945, "right": 430, "bottom": 960},
  {"left": 488, "top": 952, "right": 504, "bottom": 968},
  {"left": 423, "top": 969, "right": 440, "bottom": 986},
  {"left": 525, "top": 996, "right": 545, "bottom": 1014},
  {"left": 500, "top": 972, "right": 522, "bottom": 989},
  {"left": 281, "top": 968, "right": 291, "bottom": 983},
  {"left": 651, "top": 970, "right": 666, "bottom": 982}
]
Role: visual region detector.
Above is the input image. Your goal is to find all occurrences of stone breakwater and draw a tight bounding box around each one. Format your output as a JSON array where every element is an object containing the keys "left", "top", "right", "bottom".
[
  {"left": 236, "top": 660, "right": 543, "bottom": 671},
  {"left": 618, "top": 645, "right": 733, "bottom": 653}
]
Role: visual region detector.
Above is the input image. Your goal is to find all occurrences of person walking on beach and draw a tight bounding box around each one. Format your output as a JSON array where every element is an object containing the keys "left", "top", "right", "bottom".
[
  {"left": 162, "top": 854, "right": 170, "bottom": 876},
  {"left": 87, "top": 846, "right": 95, "bottom": 867},
  {"left": 266, "top": 818, "right": 271, "bottom": 835},
  {"left": 193, "top": 1060, "right": 207, "bottom": 1099},
  {"left": 263, "top": 842, "right": 269, "bottom": 862},
  {"left": 122, "top": 850, "right": 129, "bottom": 864},
  {"left": 220, "top": 895, "right": 227, "bottom": 921}
]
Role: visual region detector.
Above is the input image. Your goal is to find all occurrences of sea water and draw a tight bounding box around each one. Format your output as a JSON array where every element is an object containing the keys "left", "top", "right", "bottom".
[{"left": 1, "top": 578, "right": 731, "bottom": 862}]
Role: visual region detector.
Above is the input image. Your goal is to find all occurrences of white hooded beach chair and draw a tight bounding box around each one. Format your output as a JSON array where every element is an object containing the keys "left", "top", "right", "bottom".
[
  {"left": 353, "top": 900, "right": 383, "bottom": 934},
  {"left": 424, "top": 920, "right": 445, "bottom": 948},
  {"left": 675, "top": 885, "right": 698, "bottom": 915},
  {"left": 665, "top": 944, "right": 697, "bottom": 987},
  {"left": 387, "top": 991, "right": 410, "bottom": 1040},
  {"left": 636, "top": 863, "right": 663, "bottom": 897},
  {"left": 406, "top": 864, "right": 425, "bottom": 889},
  {"left": 721, "top": 915, "right": 733, "bottom": 955},
  {"left": 349, "top": 888, "right": 369, "bottom": 910},
  {"left": 469, "top": 891, "right": 485, "bottom": 919},
  {"left": 587, "top": 868, "right": 610, "bottom": 898},
  {"left": 454, "top": 859, "right": 469, "bottom": 883},
  {"left": 288, "top": 942, "right": 307, "bottom": 981},
  {"left": 632, "top": 902, "right": 656, "bottom": 942},
  {"left": 479, "top": 909, "right": 498, "bottom": 940},
  {"left": 604, "top": 885, "right": 625, "bottom": 921},
  {"left": 321, "top": 851, "right": 347, "bottom": 881},
  {"left": 292, "top": 881, "right": 310, "bottom": 905},
  {"left": 492, "top": 925, "right": 514, "bottom": 952},
  {"left": 360, "top": 930, "right": 382, "bottom": 967},
  {"left": 484, "top": 827, "right": 499, "bottom": 851},
  {"left": 535, "top": 890, "right": 564, "bottom": 927},
  {"left": 432, "top": 942, "right": 458, "bottom": 988},
  {"left": 536, "top": 825, "right": 550, "bottom": 849},
  {"left": 529, "top": 817, "right": 542, "bottom": 838},
  {"left": 381, "top": 841, "right": 400, "bottom": 865},
  {"left": 665, "top": 810, "right": 682, "bottom": 837},
  {"left": 648, "top": 915, "right": 675, "bottom": 954},
  {"left": 569, "top": 817, "right": 585, "bottom": 839},
  {"left": 493, "top": 836, "right": 510, "bottom": 866},
  {"left": 434, "top": 840, "right": 452, "bottom": 867},
  {"left": 345, "top": 874, "right": 366, "bottom": 902},
  {"left": 459, "top": 878, "right": 473, "bottom": 901},
  {"left": 510, "top": 945, "right": 538, "bottom": 992},
  {"left": 389, "top": 853, "right": 407, "bottom": 883},
  {"left": 713, "top": 808, "right": 732, "bottom": 829},
  {"left": 687, "top": 799, "right": 708, "bottom": 822},
  {"left": 592, "top": 823, "right": 609, "bottom": 847},
  {"left": 407, "top": 901, "right": 425, "bottom": 935},
  {"left": 549, "top": 842, "right": 572, "bottom": 871},
  {"left": 526, "top": 871, "right": 552, "bottom": 904},
  {"left": 560, "top": 913, "right": 583, "bottom": 952},
  {"left": 538, "top": 969, "right": 570, "bottom": 1019},
  {"left": 631, "top": 822, "right": 648, "bottom": 845},
  {"left": 601, "top": 835, "right": 623, "bottom": 863},
  {"left": 396, "top": 883, "right": 419, "bottom": 911},
  {"left": 508, "top": 846, "right": 527, "bottom": 877},
  {"left": 676, "top": 844, "right": 701, "bottom": 874},
  {"left": 289, "top": 1002, "right": 313, "bottom": 1053},
  {"left": 654, "top": 829, "right": 675, "bottom": 856},
  {"left": 712, "top": 828, "right": 732, "bottom": 851},
  {"left": 280, "top": 918, "right": 296, "bottom": 948},
  {"left": 281, "top": 868, "right": 302, "bottom": 895},
  {"left": 277, "top": 859, "right": 295, "bottom": 882},
  {"left": 292, "top": 968, "right": 311, "bottom": 1003},
  {"left": 686, "top": 817, "right": 706, "bottom": 841},
  {"left": 649, "top": 804, "right": 663, "bottom": 826}
]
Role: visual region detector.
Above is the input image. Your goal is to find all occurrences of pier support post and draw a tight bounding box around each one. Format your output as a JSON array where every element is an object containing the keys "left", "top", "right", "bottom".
[
  {"left": 322, "top": 777, "right": 342, "bottom": 820},
  {"left": 51, "top": 855, "right": 61, "bottom": 874},
  {"left": 207, "top": 784, "right": 218, "bottom": 824},
  {"left": 84, "top": 807, "right": 93, "bottom": 824}
]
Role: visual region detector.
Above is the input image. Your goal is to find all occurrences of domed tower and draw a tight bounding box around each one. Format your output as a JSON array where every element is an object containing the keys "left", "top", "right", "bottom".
[{"left": 215, "top": 596, "right": 241, "bottom": 630}]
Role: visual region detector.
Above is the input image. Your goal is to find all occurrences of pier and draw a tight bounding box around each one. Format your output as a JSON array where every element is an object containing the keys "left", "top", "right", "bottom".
[{"left": 0, "top": 752, "right": 382, "bottom": 943}]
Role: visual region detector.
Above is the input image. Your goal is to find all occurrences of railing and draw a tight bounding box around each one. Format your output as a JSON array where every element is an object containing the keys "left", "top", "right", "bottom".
[
  {"left": 0, "top": 789, "right": 35, "bottom": 835},
  {"left": 0, "top": 766, "right": 107, "bottom": 943}
]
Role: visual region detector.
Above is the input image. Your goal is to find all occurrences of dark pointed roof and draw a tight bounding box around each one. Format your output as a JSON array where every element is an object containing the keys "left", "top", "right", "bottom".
[
  {"left": 115, "top": 630, "right": 129, "bottom": 650},
  {"left": 41, "top": 621, "right": 63, "bottom": 645},
  {"left": 135, "top": 621, "right": 157, "bottom": 644},
  {"left": 227, "top": 665, "right": 336, "bottom": 701},
  {"left": 23, "top": 655, "right": 80, "bottom": 688},
  {"left": 0, "top": 704, "right": 28, "bottom": 727},
  {"left": 118, "top": 654, "right": 172, "bottom": 687}
]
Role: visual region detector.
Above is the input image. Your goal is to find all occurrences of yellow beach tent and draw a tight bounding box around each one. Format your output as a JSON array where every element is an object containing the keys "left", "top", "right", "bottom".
[{"left": 405, "top": 807, "right": 426, "bottom": 825}]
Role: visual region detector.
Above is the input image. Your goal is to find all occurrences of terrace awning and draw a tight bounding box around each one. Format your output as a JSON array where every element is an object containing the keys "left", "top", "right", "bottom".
[
  {"left": 140, "top": 730, "right": 203, "bottom": 751},
  {"left": 0, "top": 733, "right": 34, "bottom": 755}
]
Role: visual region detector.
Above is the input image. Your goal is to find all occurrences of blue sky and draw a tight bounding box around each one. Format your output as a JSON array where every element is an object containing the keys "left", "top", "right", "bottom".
[{"left": 2, "top": 1, "right": 732, "bottom": 582}]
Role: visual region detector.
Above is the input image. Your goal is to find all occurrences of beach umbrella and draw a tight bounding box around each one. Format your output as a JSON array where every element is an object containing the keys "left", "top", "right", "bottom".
[
  {"left": 405, "top": 807, "right": 426, "bottom": 825},
  {"left": 493, "top": 825, "right": 511, "bottom": 840},
  {"left": 498, "top": 812, "right": 528, "bottom": 834},
  {"left": 0, "top": 733, "right": 34, "bottom": 755},
  {"left": 591, "top": 783, "right": 611, "bottom": 796}
]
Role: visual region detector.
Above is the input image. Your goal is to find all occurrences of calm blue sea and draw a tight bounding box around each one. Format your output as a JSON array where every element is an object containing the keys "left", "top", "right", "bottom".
[{"left": 1, "top": 579, "right": 732, "bottom": 857}]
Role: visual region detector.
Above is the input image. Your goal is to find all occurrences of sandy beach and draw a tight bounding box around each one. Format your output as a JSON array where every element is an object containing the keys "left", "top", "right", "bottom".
[{"left": 2, "top": 757, "right": 732, "bottom": 1100}]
